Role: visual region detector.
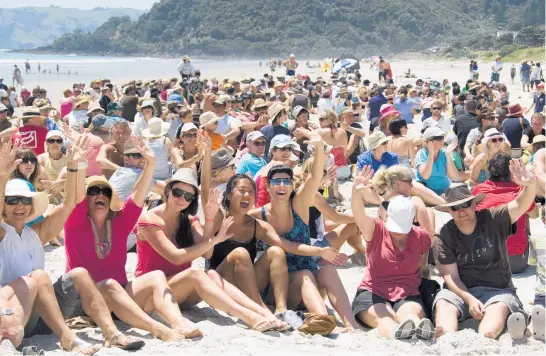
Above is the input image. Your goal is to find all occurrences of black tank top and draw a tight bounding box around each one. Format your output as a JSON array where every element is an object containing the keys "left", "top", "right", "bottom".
[{"left": 209, "top": 219, "right": 258, "bottom": 269}]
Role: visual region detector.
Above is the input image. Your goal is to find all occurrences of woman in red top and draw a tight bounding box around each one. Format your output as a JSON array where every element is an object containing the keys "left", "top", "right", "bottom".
[
  {"left": 351, "top": 166, "right": 434, "bottom": 340},
  {"left": 135, "top": 168, "right": 283, "bottom": 333}
]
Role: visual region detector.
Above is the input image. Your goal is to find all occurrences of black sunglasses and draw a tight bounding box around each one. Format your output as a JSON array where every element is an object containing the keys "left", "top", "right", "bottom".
[
  {"left": 46, "top": 138, "right": 63, "bottom": 144},
  {"left": 171, "top": 188, "right": 196, "bottom": 201},
  {"left": 431, "top": 107, "right": 442, "bottom": 110},
  {"left": 86, "top": 186, "right": 113, "bottom": 198},
  {"left": 5, "top": 196, "right": 32, "bottom": 206},
  {"left": 125, "top": 153, "right": 143, "bottom": 159},
  {"left": 450, "top": 200, "right": 473, "bottom": 211},
  {"left": 274, "top": 147, "right": 292, "bottom": 152},
  {"left": 21, "top": 157, "right": 37, "bottom": 164},
  {"left": 252, "top": 141, "right": 266, "bottom": 147}
]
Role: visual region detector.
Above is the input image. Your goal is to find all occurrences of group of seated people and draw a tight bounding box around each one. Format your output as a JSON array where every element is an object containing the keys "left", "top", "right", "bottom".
[{"left": 0, "top": 72, "right": 544, "bottom": 355}]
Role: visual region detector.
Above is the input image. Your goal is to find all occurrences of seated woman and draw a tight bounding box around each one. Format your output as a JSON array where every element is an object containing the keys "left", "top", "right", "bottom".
[
  {"left": 65, "top": 136, "right": 204, "bottom": 341},
  {"left": 389, "top": 119, "right": 415, "bottom": 169},
  {"left": 351, "top": 167, "right": 434, "bottom": 340},
  {"left": 176, "top": 123, "right": 203, "bottom": 171},
  {"left": 249, "top": 129, "right": 358, "bottom": 333},
  {"left": 356, "top": 131, "right": 398, "bottom": 174},
  {"left": 415, "top": 127, "right": 459, "bottom": 196},
  {"left": 0, "top": 140, "right": 143, "bottom": 354},
  {"left": 141, "top": 117, "right": 183, "bottom": 180},
  {"left": 38, "top": 130, "right": 67, "bottom": 205},
  {"left": 469, "top": 128, "right": 508, "bottom": 185},
  {"left": 316, "top": 110, "right": 349, "bottom": 182},
  {"left": 135, "top": 168, "right": 283, "bottom": 333}
]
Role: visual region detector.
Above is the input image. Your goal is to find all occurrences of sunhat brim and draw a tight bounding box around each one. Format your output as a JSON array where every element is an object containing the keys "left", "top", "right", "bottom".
[
  {"left": 369, "top": 136, "right": 392, "bottom": 150},
  {"left": 141, "top": 122, "right": 170, "bottom": 138},
  {"left": 199, "top": 116, "right": 220, "bottom": 128},
  {"left": 434, "top": 194, "right": 485, "bottom": 213},
  {"left": 85, "top": 176, "right": 123, "bottom": 211},
  {"left": 5, "top": 189, "right": 48, "bottom": 223}
]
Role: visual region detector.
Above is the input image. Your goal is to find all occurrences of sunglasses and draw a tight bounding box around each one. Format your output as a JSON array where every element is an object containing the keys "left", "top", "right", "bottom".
[
  {"left": 431, "top": 107, "right": 442, "bottom": 110},
  {"left": 86, "top": 186, "right": 113, "bottom": 198},
  {"left": 171, "top": 188, "right": 196, "bottom": 201},
  {"left": 183, "top": 133, "right": 197, "bottom": 138},
  {"left": 46, "top": 138, "right": 63, "bottom": 144},
  {"left": 125, "top": 153, "right": 143, "bottom": 159},
  {"left": 0, "top": 110, "right": 7, "bottom": 114},
  {"left": 490, "top": 137, "right": 504, "bottom": 144},
  {"left": 431, "top": 136, "right": 445, "bottom": 142},
  {"left": 274, "top": 147, "right": 292, "bottom": 152},
  {"left": 450, "top": 200, "right": 473, "bottom": 211},
  {"left": 5, "top": 196, "right": 32, "bottom": 206},
  {"left": 252, "top": 141, "right": 266, "bottom": 147},
  {"left": 21, "top": 157, "right": 37, "bottom": 164},
  {"left": 269, "top": 178, "right": 293, "bottom": 187}
]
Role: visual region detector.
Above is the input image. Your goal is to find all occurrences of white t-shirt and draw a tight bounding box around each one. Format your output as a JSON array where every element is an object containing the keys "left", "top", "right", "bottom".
[
  {"left": 132, "top": 113, "right": 151, "bottom": 137},
  {"left": 317, "top": 98, "right": 334, "bottom": 116},
  {"left": 215, "top": 114, "right": 241, "bottom": 135},
  {"left": 491, "top": 61, "right": 503, "bottom": 73},
  {"left": 422, "top": 115, "right": 452, "bottom": 134}
]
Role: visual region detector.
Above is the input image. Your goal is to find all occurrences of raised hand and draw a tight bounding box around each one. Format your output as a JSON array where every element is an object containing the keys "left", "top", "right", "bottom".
[
  {"left": 198, "top": 130, "right": 212, "bottom": 154},
  {"left": 298, "top": 128, "right": 323, "bottom": 147},
  {"left": 133, "top": 136, "right": 156, "bottom": 162},
  {"left": 353, "top": 165, "right": 374, "bottom": 191},
  {"left": 204, "top": 188, "right": 222, "bottom": 220},
  {"left": 445, "top": 140, "right": 458, "bottom": 155},
  {"left": 0, "top": 142, "right": 21, "bottom": 177},
  {"left": 66, "top": 134, "right": 91, "bottom": 165},
  {"left": 426, "top": 140, "right": 437, "bottom": 155},
  {"left": 509, "top": 158, "right": 536, "bottom": 186},
  {"left": 215, "top": 216, "right": 235, "bottom": 243},
  {"left": 320, "top": 247, "right": 349, "bottom": 266}
]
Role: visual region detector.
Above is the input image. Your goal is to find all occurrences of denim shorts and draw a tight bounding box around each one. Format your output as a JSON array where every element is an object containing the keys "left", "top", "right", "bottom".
[{"left": 24, "top": 272, "right": 85, "bottom": 337}]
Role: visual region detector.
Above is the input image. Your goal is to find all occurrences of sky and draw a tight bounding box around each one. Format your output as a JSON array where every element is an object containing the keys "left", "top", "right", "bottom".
[{"left": 0, "top": 0, "right": 158, "bottom": 10}]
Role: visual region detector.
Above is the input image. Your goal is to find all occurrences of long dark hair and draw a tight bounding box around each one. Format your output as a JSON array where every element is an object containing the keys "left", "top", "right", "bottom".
[
  {"left": 164, "top": 181, "right": 199, "bottom": 248},
  {"left": 222, "top": 174, "right": 256, "bottom": 209},
  {"left": 13, "top": 149, "right": 39, "bottom": 186}
]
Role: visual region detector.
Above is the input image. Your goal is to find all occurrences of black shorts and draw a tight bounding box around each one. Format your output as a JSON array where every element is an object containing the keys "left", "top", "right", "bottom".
[{"left": 351, "top": 288, "right": 425, "bottom": 327}]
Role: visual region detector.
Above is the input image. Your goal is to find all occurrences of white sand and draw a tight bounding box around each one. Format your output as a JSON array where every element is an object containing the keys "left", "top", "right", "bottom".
[{"left": 10, "top": 57, "right": 546, "bottom": 355}]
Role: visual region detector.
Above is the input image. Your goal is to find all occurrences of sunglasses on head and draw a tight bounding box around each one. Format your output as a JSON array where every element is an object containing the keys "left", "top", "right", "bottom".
[
  {"left": 269, "top": 178, "right": 293, "bottom": 187},
  {"left": 171, "top": 188, "right": 196, "bottom": 201},
  {"left": 21, "top": 157, "right": 37, "bottom": 164},
  {"left": 450, "top": 200, "right": 473, "bottom": 211},
  {"left": 183, "top": 133, "right": 197, "bottom": 138},
  {"left": 86, "top": 186, "right": 113, "bottom": 198},
  {"left": 5, "top": 196, "right": 32, "bottom": 206},
  {"left": 125, "top": 153, "right": 143, "bottom": 159},
  {"left": 489, "top": 137, "right": 504, "bottom": 144},
  {"left": 46, "top": 138, "right": 63, "bottom": 144},
  {"left": 431, "top": 107, "right": 442, "bottom": 110}
]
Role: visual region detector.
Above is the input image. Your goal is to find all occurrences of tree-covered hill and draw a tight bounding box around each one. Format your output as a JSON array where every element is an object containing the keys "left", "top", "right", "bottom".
[{"left": 41, "top": 0, "right": 545, "bottom": 57}]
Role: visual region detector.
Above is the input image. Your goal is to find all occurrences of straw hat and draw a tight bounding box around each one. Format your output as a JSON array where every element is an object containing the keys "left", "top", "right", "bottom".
[
  {"left": 199, "top": 112, "right": 220, "bottom": 128},
  {"left": 73, "top": 95, "right": 90, "bottom": 109},
  {"left": 85, "top": 176, "right": 123, "bottom": 211},
  {"left": 5, "top": 179, "right": 48, "bottom": 223},
  {"left": 252, "top": 98, "right": 268, "bottom": 111},
  {"left": 165, "top": 168, "right": 199, "bottom": 192},
  {"left": 434, "top": 185, "right": 485, "bottom": 213},
  {"left": 141, "top": 117, "right": 170, "bottom": 138},
  {"left": 20, "top": 107, "right": 42, "bottom": 120},
  {"left": 533, "top": 135, "right": 546, "bottom": 144},
  {"left": 367, "top": 131, "right": 391, "bottom": 150},
  {"left": 267, "top": 102, "right": 285, "bottom": 124}
]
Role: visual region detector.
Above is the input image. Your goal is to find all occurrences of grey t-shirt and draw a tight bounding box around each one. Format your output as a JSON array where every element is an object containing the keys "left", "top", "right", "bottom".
[{"left": 109, "top": 167, "right": 155, "bottom": 202}]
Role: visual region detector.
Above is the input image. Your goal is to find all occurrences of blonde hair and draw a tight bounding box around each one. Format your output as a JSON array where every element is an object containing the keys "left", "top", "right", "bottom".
[
  {"left": 372, "top": 165, "right": 412, "bottom": 194},
  {"left": 294, "top": 157, "right": 313, "bottom": 190}
]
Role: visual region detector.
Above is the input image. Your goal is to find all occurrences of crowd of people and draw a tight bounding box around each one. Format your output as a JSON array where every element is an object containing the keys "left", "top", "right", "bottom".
[{"left": 0, "top": 53, "right": 544, "bottom": 354}]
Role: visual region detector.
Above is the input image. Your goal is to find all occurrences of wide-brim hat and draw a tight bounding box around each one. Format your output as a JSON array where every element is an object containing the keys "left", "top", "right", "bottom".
[
  {"left": 378, "top": 105, "right": 401, "bottom": 124},
  {"left": 199, "top": 111, "right": 220, "bottom": 128},
  {"left": 434, "top": 185, "right": 485, "bottom": 213},
  {"left": 211, "top": 148, "right": 236, "bottom": 171},
  {"left": 532, "top": 135, "right": 546, "bottom": 144},
  {"left": 268, "top": 102, "right": 285, "bottom": 124},
  {"left": 73, "top": 95, "right": 90, "bottom": 109},
  {"left": 85, "top": 176, "right": 123, "bottom": 211},
  {"left": 367, "top": 131, "right": 391, "bottom": 150},
  {"left": 252, "top": 98, "right": 268, "bottom": 111},
  {"left": 5, "top": 179, "right": 48, "bottom": 223},
  {"left": 141, "top": 117, "right": 170, "bottom": 138},
  {"left": 20, "top": 107, "right": 42, "bottom": 120},
  {"left": 165, "top": 168, "right": 200, "bottom": 192},
  {"left": 507, "top": 103, "right": 525, "bottom": 117}
]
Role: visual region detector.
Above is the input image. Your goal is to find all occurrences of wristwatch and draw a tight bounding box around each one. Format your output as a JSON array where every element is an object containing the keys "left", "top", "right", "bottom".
[{"left": 0, "top": 309, "right": 13, "bottom": 317}]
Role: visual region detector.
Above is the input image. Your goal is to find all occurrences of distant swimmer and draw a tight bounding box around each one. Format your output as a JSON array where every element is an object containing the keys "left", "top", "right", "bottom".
[
  {"left": 283, "top": 54, "right": 298, "bottom": 77},
  {"left": 56, "top": 64, "right": 59, "bottom": 74},
  {"left": 38, "top": 62, "right": 41, "bottom": 74},
  {"left": 12, "top": 65, "right": 23, "bottom": 86}
]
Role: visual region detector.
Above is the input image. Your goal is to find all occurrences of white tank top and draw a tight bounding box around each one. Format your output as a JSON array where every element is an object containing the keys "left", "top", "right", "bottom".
[{"left": 0, "top": 222, "right": 45, "bottom": 286}]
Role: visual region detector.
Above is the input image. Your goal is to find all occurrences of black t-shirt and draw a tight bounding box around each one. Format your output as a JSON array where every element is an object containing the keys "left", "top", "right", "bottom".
[
  {"left": 120, "top": 95, "right": 139, "bottom": 122},
  {"left": 502, "top": 116, "right": 530, "bottom": 149},
  {"left": 25, "top": 95, "right": 36, "bottom": 107},
  {"left": 453, "top": 112, "right": 480, "bottom": 157},
  {"left": 346, "top": 122, "right": 363, "bottom": 164},
  {"left": 522, "top": 127, "right": 545, "bottom": 145},
  {"left": 309, "top": 94, "right": 320, "bottom": 108},
  {"left": 433, "top": 205, "right": 516, "bottom": 289}
]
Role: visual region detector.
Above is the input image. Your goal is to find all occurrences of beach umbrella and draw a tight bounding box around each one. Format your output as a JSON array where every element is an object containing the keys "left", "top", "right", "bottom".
[{"left": 332, "top": 58, "right": 358, "bottom": 73}]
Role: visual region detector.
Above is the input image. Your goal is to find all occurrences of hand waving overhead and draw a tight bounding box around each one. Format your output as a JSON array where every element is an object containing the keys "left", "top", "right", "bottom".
[
  {"left": 353, "top": 165, "right": 374, "bottom": 192},
  {"left": 509, "top": 158, "right": 536, "bottom": 187},
  {"left": 0, "top": 142, "right": 21, "bottom": 177}
]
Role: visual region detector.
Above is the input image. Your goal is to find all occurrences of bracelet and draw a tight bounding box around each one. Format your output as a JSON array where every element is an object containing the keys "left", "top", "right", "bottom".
[{"left": 67, "top": 168, "right": 78, "bottom": 173}]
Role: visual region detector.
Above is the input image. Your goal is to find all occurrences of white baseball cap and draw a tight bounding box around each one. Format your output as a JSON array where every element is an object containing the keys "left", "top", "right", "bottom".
[
  {"left": 246, "top": 131, "right": 265, "bottom": 142},
  {"left": 386, "top": 196, "right": 415, "bottom": 234},
  {"left": 181, "top": 122, "right": 198, "bottom": 132},
  {"left": 423, "top": 126, "right": 446, "bottom": 140}
]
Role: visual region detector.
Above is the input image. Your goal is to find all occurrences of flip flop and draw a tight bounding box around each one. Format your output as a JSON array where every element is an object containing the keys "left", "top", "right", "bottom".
[
  {"left": 507, "top": 312, "right": 527, "bottom": 340},
  {"left": 64, "top": 338, "right": 101, "bottom": 355},
  {"left": 252, "top": 319, "right": 278, "bottom": 333},
  {"left": 276, "top": 310, "right": 303, "bottom": 331},
  {"left": 531, "top": 305, "right": 546, "bottom": 341},
  {"left": 66, "top": 316, "right": 96, "bottom": 330},
  {"left": 0, "top": 339, "right": 18, "bottom": 355},
  {"left": 394, "top": 319, "right": 416, "bottom": 340},
  {"left": 104, "top": 333, "right": 145, "bottom": 351},
  {"left": 415, "top": 318, "right": 435, "bottom": 340}
]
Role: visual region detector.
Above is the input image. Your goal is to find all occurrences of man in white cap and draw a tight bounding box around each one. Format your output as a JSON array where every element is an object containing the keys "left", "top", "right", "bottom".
[
  {"left": 432, "top": 160, "right": 536, "bottom": 340},
  {"left": 236, "top": 131, "right": 267, "bottom": 178}
]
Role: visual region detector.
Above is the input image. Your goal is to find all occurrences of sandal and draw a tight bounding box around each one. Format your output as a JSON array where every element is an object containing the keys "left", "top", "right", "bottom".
[
  {"left": 276, "top": 310, "right": 303, "bottom": 331},
  {"left": 66, "top": 316, "right": 96, "bottom": 330},
  {"left": 531, "top": 305, "right": 545, "bottom": 341},
  {"left": 21, "top": 346, "right": 45, "bottom": 355},
  {"left": 63, "top": 338, "right": 101, "bottom": 355},
  {"left": 104, "top": 332, "right": 145, "bottom": 351}
]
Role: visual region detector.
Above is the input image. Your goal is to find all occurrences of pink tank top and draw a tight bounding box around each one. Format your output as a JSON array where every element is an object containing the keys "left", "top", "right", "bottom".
[
  {"left": 134, "top": 217, "right": 199, "bottom": 277},
  {"left": 86, "top": 144, "right": 103, "bottom": 176}
]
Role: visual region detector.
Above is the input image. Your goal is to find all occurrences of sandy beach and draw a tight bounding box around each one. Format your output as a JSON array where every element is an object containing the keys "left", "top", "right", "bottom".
[{"left": 1, "top": 52, "right": 545, "bottom": 355}]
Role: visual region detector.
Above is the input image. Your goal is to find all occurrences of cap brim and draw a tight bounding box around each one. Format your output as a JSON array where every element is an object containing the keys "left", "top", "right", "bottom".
[
  {"left": 200, "top": 117, "right": 220, "bottom": 128},
  {"left": 85, "top": 176, "right": 123, "bottom": 211},
  {"left": 140, "top": 123, "right": 170, "bottom": 138},
  {"left": 386, "top": 216, "right": 412, "bottom": 234},
  {"left": 434, "top": 194, "right": 485, "bottom": 213}
]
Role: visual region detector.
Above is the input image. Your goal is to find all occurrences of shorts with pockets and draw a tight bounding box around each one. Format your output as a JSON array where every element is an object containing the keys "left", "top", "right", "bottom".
[
  {"left": 24, "top": 272, "right": 86, "bottom": 337},
  {"left": 352, "top": 288, "right": 426, "bottom": 327},
  {"left": 432, "top": 286, "right": 525, "bottom": 321}
]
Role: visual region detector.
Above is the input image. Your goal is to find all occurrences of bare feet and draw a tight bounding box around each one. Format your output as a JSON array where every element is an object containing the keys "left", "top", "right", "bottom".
[
  {"left": 49, "top": 237, "right": 62, "bottom": 247},
  {"left": 434, "top": 326, "right": 446, "bottom": 339},
  {"left": 333, "top": 326, "right": 353, "bottom": 333},
  {"left": 61, "top": 337, "right": 101, "bottom": 355},
  {"left": 104, "top": 332, "right": 145, "bottom": 350},
  {"left": 252, "top": 319, "right": 278, "bottom": 333}
]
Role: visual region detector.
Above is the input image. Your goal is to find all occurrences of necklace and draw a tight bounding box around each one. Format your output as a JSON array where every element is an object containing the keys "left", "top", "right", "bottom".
[{"left": 89, "top": 217, "right": 112, "bottom": 259}]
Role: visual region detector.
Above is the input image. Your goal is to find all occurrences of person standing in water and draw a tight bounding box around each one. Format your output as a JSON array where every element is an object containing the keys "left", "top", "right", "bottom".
[
  {"left": 56, "top": 64, "right": 60, "bottom": 74},
  {"left": 283, "top": 55, "right": 299, "bottom": 77}
]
